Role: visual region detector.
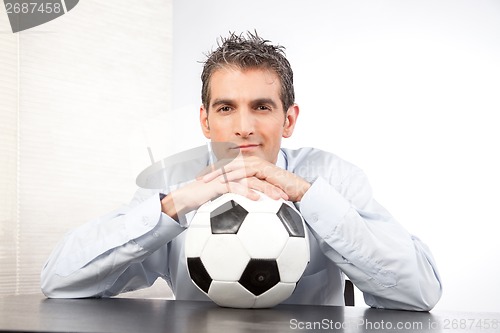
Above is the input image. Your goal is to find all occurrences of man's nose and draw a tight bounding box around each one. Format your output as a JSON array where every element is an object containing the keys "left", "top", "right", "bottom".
[{"left": 234, "top": 110, "right": 255, "bottom": 137}]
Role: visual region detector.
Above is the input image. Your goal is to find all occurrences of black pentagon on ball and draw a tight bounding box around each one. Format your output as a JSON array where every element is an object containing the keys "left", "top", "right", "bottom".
[
  {"left": 276, "top": 203, "right": 305, "bottom": 237},
  {"left": 187, "top": 257, "right": 212, "bottom": 293},
  {"left": 239, "top": 259, "right": 280, "bottom": 296},
  {"left": 210, "top": 200, "right": 248, "bottom": 234}
]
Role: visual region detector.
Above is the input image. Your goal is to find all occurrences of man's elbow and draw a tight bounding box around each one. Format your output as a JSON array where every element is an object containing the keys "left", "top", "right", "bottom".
[
  {"left": 414, "top": 279, "right": 443, "bottom": 311},
  {"left": 365, "top": 277, "right": 443, "bottom": 311},
  {"left": 40, "top": 271, "right": 96, "bottom": 299},
  {"left": 40, "top": 273, "right": 66, "bottom": 298},
  {"left": 401, "top": 277, "right": 443, "bottom": 311}
]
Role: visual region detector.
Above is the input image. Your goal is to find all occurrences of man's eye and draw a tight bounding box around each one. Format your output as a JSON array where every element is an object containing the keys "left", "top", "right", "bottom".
[
  {"left": 257, "top": 105, "right": 271, "bottom": 111},
  {"left": 218, "top": 106, "right": 232, "bottom": 112}
]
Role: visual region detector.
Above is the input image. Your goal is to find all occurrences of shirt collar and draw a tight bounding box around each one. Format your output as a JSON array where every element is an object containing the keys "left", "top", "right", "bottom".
[{"left": 276, "top": 149, "right": 287, "bottom": 169}]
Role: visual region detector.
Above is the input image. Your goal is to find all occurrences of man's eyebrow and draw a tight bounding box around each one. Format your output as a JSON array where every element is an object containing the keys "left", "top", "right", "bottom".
[
  {"left": 250, "top": 98, "right": 278, "bottom": 108},
  {"left": 210, "top": 98, "right": 279, "bottom": 109},
  {"left": 211, "top": 99, "right": 234, "bottom": 108}
]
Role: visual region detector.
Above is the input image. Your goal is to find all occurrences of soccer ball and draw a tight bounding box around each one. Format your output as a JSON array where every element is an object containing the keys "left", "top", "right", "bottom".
[{"left": 185, "top": 192, "right": 310, "bottom": 308}]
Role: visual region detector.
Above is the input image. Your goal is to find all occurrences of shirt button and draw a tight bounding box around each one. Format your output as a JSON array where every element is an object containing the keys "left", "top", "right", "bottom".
[
  {"left": 153, "top": 232, "right": 159, "bottom": 238},
  {"left": 142, "top": 216, "right": 150, "bottom": 226}
]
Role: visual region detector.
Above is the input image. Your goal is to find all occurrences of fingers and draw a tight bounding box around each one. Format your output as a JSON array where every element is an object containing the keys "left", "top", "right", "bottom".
[
  {"left": 199, "top": 155, "right": 297, "bottom": 201},
  {"left": 214, "top": 177, "right": 288, "bottom": 202},
  {"left": 197, "top": 158, "right": 236, "bottom": 180},
  {"left": 245, "top": 177, "right": 289, "bottom": 201},
  {"left": 201, "top": 159, "right": 246, "bottom": 182},
  {"left": 169, "top": 171, "right": 290, "bottom": 218},
  {"left": 202, "top": 156, "right": 266, "bottom": 183},
  {"left": 220, "top": 181, "right": 261, "bottom": 201}
]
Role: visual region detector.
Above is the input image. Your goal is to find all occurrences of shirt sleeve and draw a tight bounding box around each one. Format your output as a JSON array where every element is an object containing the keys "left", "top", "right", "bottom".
[
  {"left": 299, "top": 170, "right": 442, "bottom": 311},
  {"left": 40, "top": 188, "right": 186, "bottom": 298}
]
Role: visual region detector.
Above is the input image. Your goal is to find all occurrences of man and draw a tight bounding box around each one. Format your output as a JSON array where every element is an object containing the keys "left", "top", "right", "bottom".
[{"left": 41, "top": 32, "right": 442, "bottom": 311}]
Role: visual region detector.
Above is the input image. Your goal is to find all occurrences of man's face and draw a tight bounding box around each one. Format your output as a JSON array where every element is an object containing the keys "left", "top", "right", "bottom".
[{"left": 200, "top": 67, "right": 298, "bottom": 164}]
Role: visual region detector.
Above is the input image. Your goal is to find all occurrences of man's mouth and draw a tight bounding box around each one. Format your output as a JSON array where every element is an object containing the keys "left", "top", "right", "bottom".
[
  {"left": 230, "top": 143, "right": 261, "bottom": 152},
  {"left": 238, "top": 144, "right": 260, "bottom": 149}
]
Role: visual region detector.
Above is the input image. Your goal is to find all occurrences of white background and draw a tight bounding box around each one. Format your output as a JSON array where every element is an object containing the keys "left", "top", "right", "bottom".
[{"left": 171, "top": 0, "right": 500, "bottom": 312}]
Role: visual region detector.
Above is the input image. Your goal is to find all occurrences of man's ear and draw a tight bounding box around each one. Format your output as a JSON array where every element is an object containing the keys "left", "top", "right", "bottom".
[
  {"left": 200, "top": 105, "right": 211, "bottom": 139},
  {"left": 282, "top": 104, "right": 299, "bottom": 138}
]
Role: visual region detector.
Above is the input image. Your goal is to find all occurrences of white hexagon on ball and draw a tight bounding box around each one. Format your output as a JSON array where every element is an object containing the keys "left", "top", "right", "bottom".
[
  {"left": 184, "top": 211, "right": 212, "bottom": 258},
  {"left": 201, "top": 234, "right": 250, "bottom": 281},
  {"left": 277, "top": 237, "right": 310, "bottom": 283},
  {"left": 237, "top": 213, "right": 289, "bottom": 259},
  {"left": 208, "top": 281, "right": 256, "bottom": 308}
]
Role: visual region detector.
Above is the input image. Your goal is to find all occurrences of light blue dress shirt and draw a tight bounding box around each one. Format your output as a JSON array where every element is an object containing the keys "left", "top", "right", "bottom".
[{"left": 41, "top": 147, "right": 442, "bottom": 311}]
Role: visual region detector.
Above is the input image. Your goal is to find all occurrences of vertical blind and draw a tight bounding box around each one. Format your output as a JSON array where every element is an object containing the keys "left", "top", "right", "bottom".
[{"left": 0, "top": 0, "right": 173, "bottom": 297}]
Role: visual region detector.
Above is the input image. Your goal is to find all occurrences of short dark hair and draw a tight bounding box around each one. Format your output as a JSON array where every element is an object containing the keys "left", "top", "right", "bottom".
[{"left": 201, "top": 31, "right": 295, "bottom": 112}]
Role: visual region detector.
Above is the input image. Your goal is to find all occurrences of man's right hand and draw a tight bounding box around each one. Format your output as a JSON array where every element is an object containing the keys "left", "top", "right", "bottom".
[{"left": 160, "top": 175, "right": 287, "bottom": 221}]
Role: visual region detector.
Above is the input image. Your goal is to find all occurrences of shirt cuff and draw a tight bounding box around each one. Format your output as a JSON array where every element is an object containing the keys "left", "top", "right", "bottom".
[
  {"left": 134, "top": 211, "right": 186, "bottom": 252},
  {"left": 299, "top": 176, "right": 351, "bottom": 237},
  {"left": 123, "top": 193, "right": 164, "bottom": 239},
  {"left": 132, "top": 194, "right": 186, "bottom": 252}
]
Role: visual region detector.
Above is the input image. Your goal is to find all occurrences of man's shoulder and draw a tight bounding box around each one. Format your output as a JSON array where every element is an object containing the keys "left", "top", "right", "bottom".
[
  {"left": 280, "top": 147, "right": 361, "bottom": 180},
  {"left": 280, "top": 147, "right": 355, "bottom": 166}
]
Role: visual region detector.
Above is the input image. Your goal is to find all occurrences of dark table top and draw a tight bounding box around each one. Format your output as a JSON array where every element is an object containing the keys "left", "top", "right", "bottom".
[{"left": 0, "top": 294, "right": 499, "bottom": 332}]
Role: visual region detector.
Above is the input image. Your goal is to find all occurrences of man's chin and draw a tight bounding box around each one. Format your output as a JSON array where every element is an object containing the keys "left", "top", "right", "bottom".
[{"left": 239, "top": 150, "right": 276, "bottom": 163}]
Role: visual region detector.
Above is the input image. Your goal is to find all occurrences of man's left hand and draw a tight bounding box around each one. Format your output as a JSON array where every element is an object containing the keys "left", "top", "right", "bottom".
[{"left": 201, "top": 155, "right": 311, "bottom": 202}]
